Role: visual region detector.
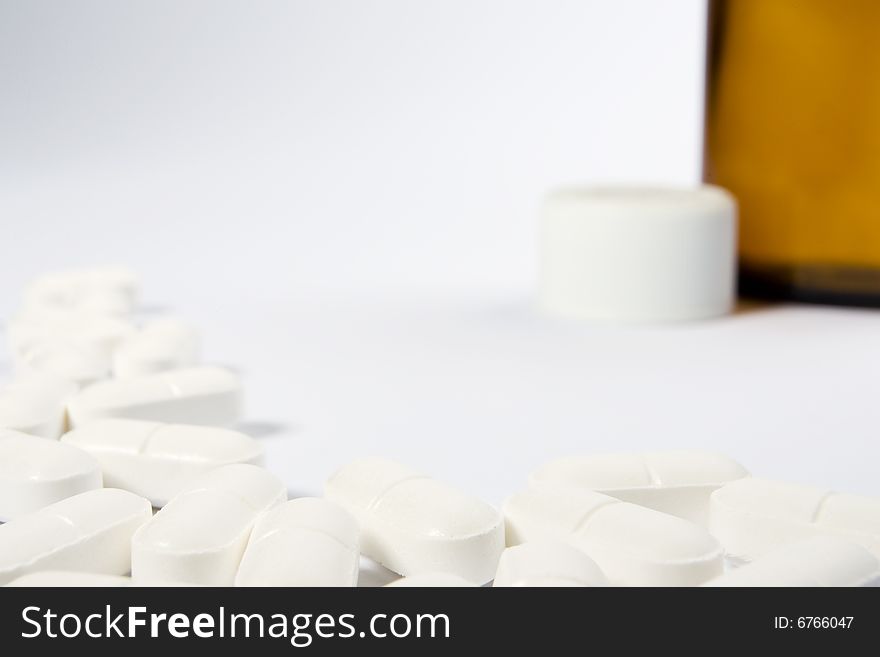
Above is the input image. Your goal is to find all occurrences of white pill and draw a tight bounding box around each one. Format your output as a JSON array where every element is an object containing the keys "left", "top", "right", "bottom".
[
  {"left": 131, "top": 464, "right": 286, "bottom": 585},
  {"left": 385, "top": 573, "right": 478, "bottom": 587},
  {"left": 113, "top": 318, "right": 200, "bottom": 380},
  {"left": 23, "top": 266, "right": 139, "bottom": 315},
  {"left": 235, "top": 498, "right": 359, "bottom": 587},
  {"left": 704, "top": 537, "right": 880, "bottom": 587},
  {"left": 0, "top": 375, "right": 77, "bottom": 438},
  {"left": 61, "top": 418, "right": 263, "bottom": 507},
  {"left": 493, "top": 542, "right": 609, "bottom": 587},
  {"left": 0, "top": 429, "right": 102, "bottom": 521},
  {"left": 504, "top": 487, "right": 723, "bottom": 586},
  {"left": 8, "top": 311, "right": 134, "bottom": 362},
  {"left": 66, "top": 366, "right": 243, "bottom": 428},
  {"left": 15, "top": 340, "right": 110, "bottom": 388},
  {"left": 325, "top": 458, "right": 505, "bottom": 584},
  {"left": 6, "top": 571, "right": 132, "bottom": 587},
  {"left": 0, "top": 488, "right": 152, "bottom": 585},
  {"left": 530, "top": 451, "right": 749, "bottom": 526},
  {"left": 709, "top": 478, "right": 880, "bottom": 562}
]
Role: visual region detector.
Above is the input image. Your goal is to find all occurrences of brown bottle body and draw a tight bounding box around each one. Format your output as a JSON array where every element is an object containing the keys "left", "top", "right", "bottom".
[{"left": 705, "top": 0, "right": 880, "bottom": 305}]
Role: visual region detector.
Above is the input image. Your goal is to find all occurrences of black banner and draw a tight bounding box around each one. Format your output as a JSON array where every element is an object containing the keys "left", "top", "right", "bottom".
[{"left": 0, "top": 587, "right": 877, "bottom": 653}]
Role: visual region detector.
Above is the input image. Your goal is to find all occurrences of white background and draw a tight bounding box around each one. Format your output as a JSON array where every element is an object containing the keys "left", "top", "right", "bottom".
[{"left": 2, "top": 0, "right": 879, "bottom": 504}]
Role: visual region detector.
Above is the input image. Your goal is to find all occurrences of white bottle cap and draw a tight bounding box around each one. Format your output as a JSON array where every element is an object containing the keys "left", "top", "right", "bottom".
[{"left": 539, "top": 185, "right": 737, "bottom": 322}]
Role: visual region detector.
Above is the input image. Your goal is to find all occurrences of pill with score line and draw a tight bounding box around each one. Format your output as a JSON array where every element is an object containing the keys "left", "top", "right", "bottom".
[
  {"left": 530, "top": 450, "right": 748, "bottom": 526},
  {"left": 0, "top": 488, "right": 152, "bottom": 585},
  {"left": 504, "top": 486, "right": 723, "bottom": 586},
  {"left": 235, "top": 498, "right": 359, "bottom": 587},
  {"left": 131, "top": 464, "right": 287, "bottom": 586},
  {"left": 709, "top": 478, "right": 880, "bottom": 562},
  {"left": 325, "top": 458, "right": 505, "bottom": 585},
  {"left": 61, "top": 418, "right": 263, "bottom": 507},
  {"left": 66, "top": 365, "right": 243, "bottom": 428},
  {"left": 704, "top": 537, "right": 880, "bottom": 587},
  {"left": 0, "top": 429, "right": 102, "bottom": 522}
]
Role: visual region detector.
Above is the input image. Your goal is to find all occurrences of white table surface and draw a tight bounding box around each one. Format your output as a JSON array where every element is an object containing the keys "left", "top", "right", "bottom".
[
  {"left": 4, "top": 289, "right": 880, "bottom": 506},
  {"left": 39, "top": 288, "right": 871, "bottom": 508}
]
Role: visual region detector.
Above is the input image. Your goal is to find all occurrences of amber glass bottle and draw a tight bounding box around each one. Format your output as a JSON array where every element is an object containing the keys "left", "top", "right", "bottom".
[{"left": 705, "top": 0, "right": 880, "bottom": 306}]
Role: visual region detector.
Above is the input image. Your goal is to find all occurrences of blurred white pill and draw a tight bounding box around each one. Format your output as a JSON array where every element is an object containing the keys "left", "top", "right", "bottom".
[
  {"left": 61, "top": 418, "right": 263, "bottom": 507},
  {"left": 0, "top": 374, "right": 77, "bottom": 438},
  {"left": 235, "top": 498, "right": 359, "bottom": 587},
  {"left": 493, "top": 542, "right": 608, "bottom": 587},
  {"left": 0, "top": 429, "right": 102, "bottom": 521},
  {"left": 113, "top": 318, "right": 200, "bottom": 380},
  {"left": 704, "top": 537, "right": 880, "bottom": 587},
  {"left": 325, "top": 458, "right": 505, "bottom": 584},
  {"left": 504, "top": 486, "right": 723, "bottom": 586},
  {"left": 0, "top": 488, "right": 152, "bottom": 585},
  {"left": 7, "top": 311, "right": 134, "bottom": 362},
  {"left": 132, "top": 464, "right": 286, "bottom": 585},
  {"left": 66, "top": 366, "right": 243, "bottom": 427},
  {"left": 385, "top": 573, "right": 478, "bottom": 587},
  {"left": 15, "top": 340, "right": 110, "bottom": 388},
  {"left": 23, "top": 266, "right": 139, "bottom": 315},
  {"left": 530, "top": 451, "right": 748, "bottom": 526},
  {"left": 710, "top": 478, "right": 880, "bottom": 562}
]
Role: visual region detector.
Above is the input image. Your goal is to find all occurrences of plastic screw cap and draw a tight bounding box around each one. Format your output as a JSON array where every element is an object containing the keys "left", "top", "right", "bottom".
[{"left": 539, "top": 185, "right": 737, "bottom": 322}]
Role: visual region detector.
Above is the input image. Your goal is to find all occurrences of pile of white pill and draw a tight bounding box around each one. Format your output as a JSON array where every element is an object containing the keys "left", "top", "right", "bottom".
[{"left": 1, "top": 267, "right": 879, "bottom": 587}]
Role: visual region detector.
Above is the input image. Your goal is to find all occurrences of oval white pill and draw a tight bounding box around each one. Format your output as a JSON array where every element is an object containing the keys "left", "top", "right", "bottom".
[
  {"left": 8, "top": 312, "right": 134, "bottom": 362},
  {"left": 235, "top": 498, "right": 359, "bottom": 587},
  {"left": 131, "top": 464, "right": 287, "bottom": 585},
  {"left": 704, "top": 537, "right": 880, "bottom": 587},
  {"left": 530, "top": 451, "right": 749, "bottom": 526},
  {"left": 6, "top": 571, "right": 132, "bottom": 587},
  {"left": 325, "top": 458, "right": 505, "bottom": 584},
  {"left": 709, "top": 478, "right": 880, "bottom": 561},
  {"left": 15, "top": 340, "right": 110, "bottom": 388},
  {"left": 0, "top": 429, "right": 102, "bottom": 521},
  {"left": 113, "top": 318, "right": 200, "bottom": 380},
  {"left": 66, "top": 366, "right": 244, "bottom": 428},
  {"left": 23, "top": 266, "right": 139, "bottom": 316},
  {"left": 0, "top": 488, "right": 152, "bottom": 585},
  {"left": 61, "top": 418, "right": 263, "bottom": 507},
  {"left": 0, "top": 375, "right": 77, "bottom": 438},
  {"left": 385, "top": 573, "right": 478, "bottom": 587},
  {"left": 493, "top": 541, "right": 609, "bottom": 587},
  {"left": 504, "top": 487, "right": 723, "bottom": 586}
]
